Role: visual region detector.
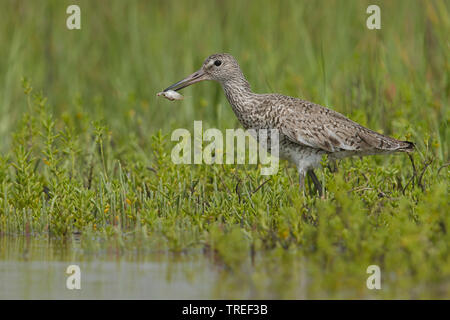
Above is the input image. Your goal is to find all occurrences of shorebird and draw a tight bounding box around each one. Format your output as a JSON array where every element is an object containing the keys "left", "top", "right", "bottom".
[{"left": 163, "top": 53, "right": 414, "bottom": 194}]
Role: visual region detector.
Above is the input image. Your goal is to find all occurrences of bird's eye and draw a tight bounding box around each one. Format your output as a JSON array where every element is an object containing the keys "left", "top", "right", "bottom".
[{"left": 214, "top": 60, "right": 222, "bottom": 66}]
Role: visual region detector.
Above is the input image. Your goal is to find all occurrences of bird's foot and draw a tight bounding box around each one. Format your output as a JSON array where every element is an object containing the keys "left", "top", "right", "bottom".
[{"left": 307, "top": 169, "right": 323, "bottom": 197}]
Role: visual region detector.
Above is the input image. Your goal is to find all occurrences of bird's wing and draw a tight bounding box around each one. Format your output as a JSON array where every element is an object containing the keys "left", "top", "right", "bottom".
[{"left": 274, "top": 97, "right": 407, "bottom": 153}]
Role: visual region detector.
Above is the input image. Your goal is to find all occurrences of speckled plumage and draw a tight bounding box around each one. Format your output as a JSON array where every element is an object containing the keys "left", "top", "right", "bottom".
[{"left": 165, "top": 53, "right": 415, "bottom": 192}]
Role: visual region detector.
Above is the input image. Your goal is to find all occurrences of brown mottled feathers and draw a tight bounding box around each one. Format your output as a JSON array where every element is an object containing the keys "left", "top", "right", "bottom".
[{"left": 268, "top": 94, "right": 414, "bottom": 155}]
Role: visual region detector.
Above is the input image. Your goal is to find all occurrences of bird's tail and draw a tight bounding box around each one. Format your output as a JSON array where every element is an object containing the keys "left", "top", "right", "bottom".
[{"left": 396, "top": 140, "right": 415, "bottom": 153}]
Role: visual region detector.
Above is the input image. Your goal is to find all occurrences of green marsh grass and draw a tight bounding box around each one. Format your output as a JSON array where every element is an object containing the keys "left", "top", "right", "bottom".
[{"left": 0, "top": 0, "right": 448, "bottom": 298}]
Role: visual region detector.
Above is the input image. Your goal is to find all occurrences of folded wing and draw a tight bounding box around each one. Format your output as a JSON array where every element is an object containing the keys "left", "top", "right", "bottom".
[{"left": 276, "top": 97, "right": 413, "bottom": 153}]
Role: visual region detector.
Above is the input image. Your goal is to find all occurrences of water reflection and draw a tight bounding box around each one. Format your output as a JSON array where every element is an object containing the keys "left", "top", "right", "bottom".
[
  {"left": 2, "top": 236, "right": 439, "bottom": 299},
  {"left": 0, "top": 236, "right": 217, "bottom": 299}
]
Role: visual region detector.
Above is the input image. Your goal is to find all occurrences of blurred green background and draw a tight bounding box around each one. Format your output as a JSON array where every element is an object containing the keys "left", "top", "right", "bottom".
[
  {"left": 0, "top": 0, "right": 448, "bottom": 159},
  {"left": 0, "top": 0, "right": 449, "bottom": 299}
]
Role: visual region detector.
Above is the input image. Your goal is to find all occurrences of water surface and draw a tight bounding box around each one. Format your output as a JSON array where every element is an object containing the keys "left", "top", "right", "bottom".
[{"left": 0, "top": 237, "right": 219, "bottom": 299}]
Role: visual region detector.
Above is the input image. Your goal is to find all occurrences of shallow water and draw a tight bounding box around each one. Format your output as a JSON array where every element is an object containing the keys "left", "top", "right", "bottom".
[
  {"left": 0, "top": 237, "right": 219, "bottom": 299},
  {"left": 2, "top": 236, "right": 445, "bottom": 299}
]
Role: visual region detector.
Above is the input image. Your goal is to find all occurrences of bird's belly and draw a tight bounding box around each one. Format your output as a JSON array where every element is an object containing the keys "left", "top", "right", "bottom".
[
  {"left": 248, "top": 129, "right": 325, "bottom": 167},
  {"left": 279, "top": 138, "right": 324, "bottom": 163},
  {"left": 236, "top": 114, "right": 327, "bottom": 169}
]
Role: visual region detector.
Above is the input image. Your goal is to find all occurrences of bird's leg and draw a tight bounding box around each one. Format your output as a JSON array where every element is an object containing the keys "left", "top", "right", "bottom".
[
  {"left": 328, "top": 159, "right": 338, "bottom": 173},
  {"left": 307, "top": 169, "right": 323, "bottom": 196},
  {"left": 298, "top": 170, "right": 306, "bottom": 194}
]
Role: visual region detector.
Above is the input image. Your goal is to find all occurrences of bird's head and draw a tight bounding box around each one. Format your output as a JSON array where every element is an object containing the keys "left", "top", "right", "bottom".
[{"left": 163, "top": 53, "right": 244, "bottom": 92}]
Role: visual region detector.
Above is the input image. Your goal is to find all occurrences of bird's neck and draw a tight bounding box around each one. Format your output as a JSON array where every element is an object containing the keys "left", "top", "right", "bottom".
[{"left": 221, "top": 77, "right": 254, "bottom": 114}]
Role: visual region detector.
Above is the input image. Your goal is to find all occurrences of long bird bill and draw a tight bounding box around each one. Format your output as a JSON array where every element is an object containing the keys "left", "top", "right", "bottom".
[{"left": 163, "top": 69, "right": 208, "bottom": 92}]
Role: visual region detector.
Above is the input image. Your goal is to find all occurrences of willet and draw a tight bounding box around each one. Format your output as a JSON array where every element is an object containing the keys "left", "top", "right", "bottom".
[{"left": 163, "top": 53, "right": 414, "bottom": 194}]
